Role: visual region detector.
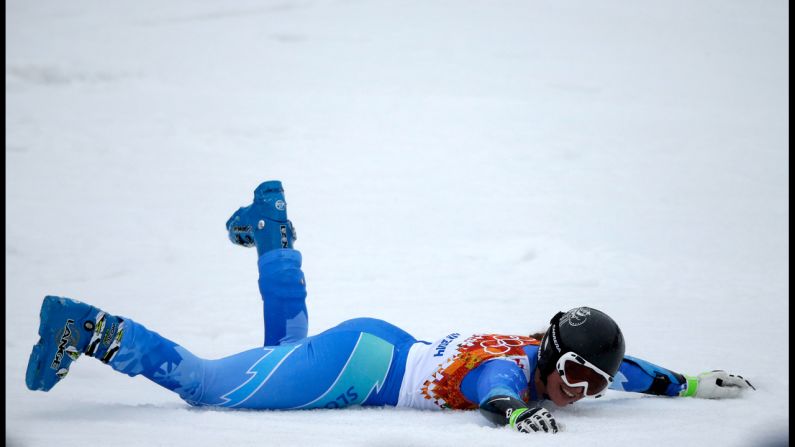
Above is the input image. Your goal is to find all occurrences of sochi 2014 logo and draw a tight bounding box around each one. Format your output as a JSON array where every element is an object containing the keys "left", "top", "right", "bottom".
[
  {"left": 478, "top": 335, "right": 529, "bottom": 355},
  {"left": 561, "top": 307, "right": 591, "bottom": 327}
]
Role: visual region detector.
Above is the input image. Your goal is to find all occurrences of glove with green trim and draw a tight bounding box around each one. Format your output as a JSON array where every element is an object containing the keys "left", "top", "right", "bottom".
[
  {"left": 509, "top": 407, "right": 559, "bottom": 434},
  {"left": 680, "top": 370, "right": 756, "bottom": 399}
]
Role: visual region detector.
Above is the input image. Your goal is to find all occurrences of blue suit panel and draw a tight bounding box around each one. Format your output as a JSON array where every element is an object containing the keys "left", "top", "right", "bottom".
[
  {"left": 611, "top": 355, "right": 687, "bottom": 396},
  {"left": 460, "top": 345, "right": 542, "bottom": 406},
  {"left": 108, "top": 249, "right": 416, "bottom": 409},
  {"left": 110, "top": 316, "right": 415, "bottom": 409},
  {"left": 201, "top": 324, "right": 408, "bottom": 408}
]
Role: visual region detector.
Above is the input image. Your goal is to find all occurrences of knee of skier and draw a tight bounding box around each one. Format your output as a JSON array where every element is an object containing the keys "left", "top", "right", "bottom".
[{"left": 175, "top": 358, "right": 213, "bottom": 406}]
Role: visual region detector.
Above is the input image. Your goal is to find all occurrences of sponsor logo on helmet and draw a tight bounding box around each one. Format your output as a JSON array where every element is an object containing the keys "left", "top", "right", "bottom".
[
  {"left": 275, "top": 200, "right": 286, "bottom": 211},
  {"left": 561, "top": 307, "right": 591, "bottom": 327},
  {"left": 550, "top": 325, "right": 562, "bottom": 352}
]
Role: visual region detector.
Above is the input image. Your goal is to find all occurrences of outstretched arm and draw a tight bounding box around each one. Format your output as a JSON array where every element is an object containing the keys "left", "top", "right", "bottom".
[{"left": 613, "top": 355, "right": 755, "bottom": 398}]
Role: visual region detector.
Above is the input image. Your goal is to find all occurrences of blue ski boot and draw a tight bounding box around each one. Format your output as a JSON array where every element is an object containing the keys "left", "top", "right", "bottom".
[
  {"left": 226, "top": 180, "right": 297, "bottom": 256},
  {"left": 26, "top": 296, "right": 126, "bottom": 392}
]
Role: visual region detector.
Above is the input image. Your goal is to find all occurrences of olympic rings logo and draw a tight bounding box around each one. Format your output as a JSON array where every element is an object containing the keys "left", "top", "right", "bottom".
[{"left": 478, "top": 335, "right": 529, "bottom": 354}]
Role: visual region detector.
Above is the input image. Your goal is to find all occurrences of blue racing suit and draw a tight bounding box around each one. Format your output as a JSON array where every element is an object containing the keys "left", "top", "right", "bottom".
[{"left": 106, "top": 249, "right": 688, "bottom": 411}]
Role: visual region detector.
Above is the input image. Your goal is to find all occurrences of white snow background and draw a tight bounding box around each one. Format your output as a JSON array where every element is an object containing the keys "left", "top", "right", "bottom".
[{"left": 6, "top": 1, "right": 789, "bottom": 446}]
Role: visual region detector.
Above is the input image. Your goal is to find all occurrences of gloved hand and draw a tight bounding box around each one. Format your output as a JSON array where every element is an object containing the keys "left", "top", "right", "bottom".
[
  {"left": 509, "top": 407, "right": 559, "bottom": 434},
  {"left": 680, "top": 370, "right": 756, "bottom": 399}
]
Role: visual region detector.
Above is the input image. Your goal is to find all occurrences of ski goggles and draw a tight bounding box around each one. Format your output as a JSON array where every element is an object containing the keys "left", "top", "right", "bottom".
[{"left": 555, "top": 351, "right": 614, "bottom": 398}]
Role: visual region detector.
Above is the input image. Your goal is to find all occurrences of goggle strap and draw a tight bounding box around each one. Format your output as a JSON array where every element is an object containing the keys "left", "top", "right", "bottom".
[{"left": 550, "top": 311, "right": 565, "bottom": 325}]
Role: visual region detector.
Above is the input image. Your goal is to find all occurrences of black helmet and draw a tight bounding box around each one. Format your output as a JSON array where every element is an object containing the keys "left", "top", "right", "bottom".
[{"left": 536, "top": 307, "right": 625, "bottom": 385}]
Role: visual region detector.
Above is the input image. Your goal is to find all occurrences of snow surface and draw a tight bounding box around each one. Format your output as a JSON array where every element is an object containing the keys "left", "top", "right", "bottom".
[{"left": 6, "top": 0, "right": 789, "bottom": 446}]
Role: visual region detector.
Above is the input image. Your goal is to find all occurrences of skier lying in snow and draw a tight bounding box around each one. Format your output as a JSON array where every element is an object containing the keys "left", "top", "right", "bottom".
[{"left": 26, "top": 180, "right": 755, "bottom": 434}]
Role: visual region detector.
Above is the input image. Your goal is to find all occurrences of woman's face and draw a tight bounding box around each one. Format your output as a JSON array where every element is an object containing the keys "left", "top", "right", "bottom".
[{"left": 544, "top": 370, "right": 586, "bottom": 406}]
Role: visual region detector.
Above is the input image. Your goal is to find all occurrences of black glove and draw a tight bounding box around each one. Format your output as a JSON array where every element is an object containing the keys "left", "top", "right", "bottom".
[
  {"left": 480, "top": 395, "right": 559, "bottom": 434},
  {"left": 510, "top": 407, "right": 559, "bottom": 434}
]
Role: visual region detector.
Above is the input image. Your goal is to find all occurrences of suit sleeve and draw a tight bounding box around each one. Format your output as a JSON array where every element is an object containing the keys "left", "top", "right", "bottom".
[
  {"left": 610, "top": 354, "right": 687, "bottom": 396},
  {"left": 459, "top": 360, "right": 531, "bottom": 426}
]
